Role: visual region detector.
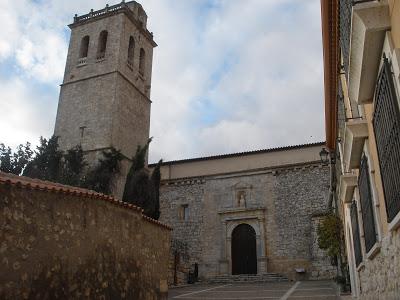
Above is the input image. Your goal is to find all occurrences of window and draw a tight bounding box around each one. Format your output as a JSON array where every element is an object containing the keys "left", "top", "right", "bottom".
[
  {"left": 180, "top": 204, "right": 189, "bottom": 221},
  {"left": 97, "top": 30, "right": 108, "bottom": 60},
  {"left": 358, "top": 155, "right": 377, "bottom": 253},
  {"left": 351, "top": 201, "right": 363, "bottom": 267},
  {"left": 139, "top": 48, "right": 145, "bottom": 75},
  {"left": 373, "top": 56, "right": 400, "bottom": 223},
  {"left": 339, "top": 0, "right": 352, "bottom": 78},
  {"left": 79, "top": 36, "right": 90, "bottom": 58},
  {"left": 127, "top": 36, "right": 135, "bottom": 67}
]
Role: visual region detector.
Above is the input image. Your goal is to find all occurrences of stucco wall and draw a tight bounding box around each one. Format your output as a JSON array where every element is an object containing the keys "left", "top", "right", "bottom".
[
  {"left": 0, "top": 173, "right": 171, "bottom": 300},
  {"left": 153, "top": 144, "right": 324, "bottom": 180},
  {"left": 159, "top": 162, "right": 335, "bottom": 281}
]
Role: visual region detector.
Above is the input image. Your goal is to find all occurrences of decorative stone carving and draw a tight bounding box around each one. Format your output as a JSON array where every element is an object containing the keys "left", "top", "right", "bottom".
[{"left": 238, "top": 192, "right": 246, "bottom": 208}]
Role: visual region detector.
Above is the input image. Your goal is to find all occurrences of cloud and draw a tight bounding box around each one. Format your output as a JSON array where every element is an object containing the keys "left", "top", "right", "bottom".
[
  {"left": 0, "top": 77, "right": 57, "bottom": 147},
  {"left": 0, "top": 0, "right": 325, "bottom": 163}
]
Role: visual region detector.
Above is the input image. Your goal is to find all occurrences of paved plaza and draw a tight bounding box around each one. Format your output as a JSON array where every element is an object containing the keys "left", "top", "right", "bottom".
[{"left": 169, "top": 280, "right": 339, "bottom": 300}]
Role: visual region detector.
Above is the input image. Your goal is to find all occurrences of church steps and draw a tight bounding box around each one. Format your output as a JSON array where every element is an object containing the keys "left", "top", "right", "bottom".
[{"left": 207, "top": 273, "right": 289, "bottom": 283}]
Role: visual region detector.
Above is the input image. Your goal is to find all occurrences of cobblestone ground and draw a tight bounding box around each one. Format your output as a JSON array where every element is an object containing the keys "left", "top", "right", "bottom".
[{"left": 168, "top": 280, "right": 339, "bottom": 300}]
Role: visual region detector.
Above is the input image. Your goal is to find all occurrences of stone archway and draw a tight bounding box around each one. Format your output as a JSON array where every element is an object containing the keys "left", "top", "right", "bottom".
[{"left": 231, "top": 224, "right": 257, "bottom": 275}]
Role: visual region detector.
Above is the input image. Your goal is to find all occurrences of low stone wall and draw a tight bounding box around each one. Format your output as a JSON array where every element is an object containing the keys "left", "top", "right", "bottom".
[
  {"left": 0, "top": 172, "right": 171, "bottom": 300},
  {"left": 358, "top": 228, "right": 400, "bottom": 299}
]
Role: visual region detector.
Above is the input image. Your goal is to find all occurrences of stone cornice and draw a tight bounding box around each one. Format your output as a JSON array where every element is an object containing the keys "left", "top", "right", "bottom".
[{"left": 69, "top": 2, "right": 157, "bottom": 47}]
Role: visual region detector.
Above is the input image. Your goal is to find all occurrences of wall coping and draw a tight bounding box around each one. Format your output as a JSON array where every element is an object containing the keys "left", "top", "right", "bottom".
[{"left": 0, "top": 171, "right": 172, "bottom": 230}]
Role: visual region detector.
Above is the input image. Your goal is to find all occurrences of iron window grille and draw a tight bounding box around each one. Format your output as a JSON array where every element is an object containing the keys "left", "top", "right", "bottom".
[
  {"left": 351, "top": 201, "right": 363, "bottom": 267},
  {"left": 358, "top": 155, "right": 377, "bottom": 253},
  {"left": 373, "top": 56, "right": 400, "bottom": 223},
  {"left": 339, "top": 0, "right": 352, "bottom": 79}
]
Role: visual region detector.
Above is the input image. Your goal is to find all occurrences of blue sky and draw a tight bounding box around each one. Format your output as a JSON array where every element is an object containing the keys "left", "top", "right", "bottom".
[{"left": 0, "top": 0, "right": 325, "bottom": 163}]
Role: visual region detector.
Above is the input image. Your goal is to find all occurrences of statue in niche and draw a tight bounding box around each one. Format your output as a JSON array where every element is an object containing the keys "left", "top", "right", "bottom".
[{"left": 238, "top": 192, "right": 246, "bottom": 208}]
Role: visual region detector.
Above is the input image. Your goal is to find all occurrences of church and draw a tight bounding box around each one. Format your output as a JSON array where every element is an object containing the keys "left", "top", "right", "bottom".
[{"left": 53, "top": 1, "right": 335, "bottom": 283}]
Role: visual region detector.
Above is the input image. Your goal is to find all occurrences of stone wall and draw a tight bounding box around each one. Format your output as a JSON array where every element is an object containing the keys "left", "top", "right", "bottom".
[
  {"left": 159, "top": 163, "right": 335, "bottom": 282},
  {"left": 0, "top": 172, "right": 171, "bottom": 300},
  {"left": 159, "top": 180, "right": 204, "bottom": 285},
  {"left": 358, "top": 228, "right": 400, "bottom": 299},
  {"left": 269, "top": 166, "right": 332, "bottom": 280}
]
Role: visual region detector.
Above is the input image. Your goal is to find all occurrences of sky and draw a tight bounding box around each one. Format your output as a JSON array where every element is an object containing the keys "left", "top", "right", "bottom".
[{"left": 0, "top": 0, "right": 325, "bottom": 163}]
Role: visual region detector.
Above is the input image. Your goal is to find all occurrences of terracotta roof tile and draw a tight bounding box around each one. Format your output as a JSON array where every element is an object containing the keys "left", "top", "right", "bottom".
[{"left": 0, "top": 171, "right": 172, "bottom": 230}]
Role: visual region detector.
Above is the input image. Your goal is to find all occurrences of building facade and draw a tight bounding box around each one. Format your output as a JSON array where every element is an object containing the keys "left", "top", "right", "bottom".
[
  {"left": 151, "top": 143, "right": 336, "bottom": 283},
  {"left": 321, "top": 0, "right": 400, "bottom": 298},
  {"left": 53, "top": 1, "right": 338, "bottom": 285},
  {"left": 54, "top": 1, "right": 156, "bottom": 198}
]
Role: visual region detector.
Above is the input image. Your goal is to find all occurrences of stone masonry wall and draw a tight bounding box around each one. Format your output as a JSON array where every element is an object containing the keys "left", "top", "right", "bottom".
[
  {"left": 159, "top": 180, "right": 205, "bottom": 285},
  {"left": 358, "top": 228, "right": 400, "bottom": 299},
  {"left": 269, "top": 165, "right": 333, "bottom": 280},
  {"left": 0, "top": 173, "right": 171, "bottom": 300},
  {"left": 159, "top": 163, "right": 335, "bottom": 282}
]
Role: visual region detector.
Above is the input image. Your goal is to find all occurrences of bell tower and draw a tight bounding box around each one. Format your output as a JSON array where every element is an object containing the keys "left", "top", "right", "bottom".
[{"left": 54, "top": 1, "right": 156, "bottom": 197}]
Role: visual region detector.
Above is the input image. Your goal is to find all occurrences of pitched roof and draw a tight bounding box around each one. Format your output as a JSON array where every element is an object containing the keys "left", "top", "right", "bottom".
[
  {"left": 0, "top": 171, "right": 171, "bottom": 230},
  {"left": 149, "top": 142, "right": 325, "bottom": 166}
]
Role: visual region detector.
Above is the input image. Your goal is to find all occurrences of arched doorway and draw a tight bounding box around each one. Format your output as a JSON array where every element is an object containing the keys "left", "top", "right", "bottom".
[{"left": 231, "top": 224, "right": 257, "bottom": 275}]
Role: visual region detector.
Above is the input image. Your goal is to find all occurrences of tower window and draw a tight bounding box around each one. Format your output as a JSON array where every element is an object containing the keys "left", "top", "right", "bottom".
[
  {"left": 180, "top": 204, "right": 189, "bottom": 221},
  {"left": 139, "top": 48, "right": 145, "bottom": 75},
  {"left": 97, "top": 30, "right": 108, "bottom": 60},
  {"left": 79, "top": 36, "right": 90, "bottom": 58},
  {"left": 127, "top": 36, "right": 135, "bottom": 68}
]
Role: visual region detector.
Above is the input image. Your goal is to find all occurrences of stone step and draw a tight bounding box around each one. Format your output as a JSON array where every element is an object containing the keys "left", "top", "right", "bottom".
[{"left": 208, "top": 273, "right": 289, "bottom": 283}]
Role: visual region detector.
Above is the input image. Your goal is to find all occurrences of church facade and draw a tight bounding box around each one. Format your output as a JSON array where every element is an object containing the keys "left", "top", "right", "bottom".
[
  {"left": 151, "top": 143, "right": 336, "bottom": 282},
  {"left": 53, "top": 1, "right": 335, "bottom": 284}
]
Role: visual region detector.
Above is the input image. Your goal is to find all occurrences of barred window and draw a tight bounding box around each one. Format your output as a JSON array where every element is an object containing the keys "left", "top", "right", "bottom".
[
  {"left": 339, "top": 0, "right": 352, "bottom": 78},
  {"left": 373, "top": 56, "right": 400, "bottom": 223},
  {"left": 358, "top": 155, "right": 377, "bottom": 253},
  {"left": 351, "top": 201, "right": 362, "bottom": 267}
]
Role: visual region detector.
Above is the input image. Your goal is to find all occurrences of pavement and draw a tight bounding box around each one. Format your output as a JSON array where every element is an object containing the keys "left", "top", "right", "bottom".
[{"left": 168, "top": 280, "right": 339, "bottom": 300}]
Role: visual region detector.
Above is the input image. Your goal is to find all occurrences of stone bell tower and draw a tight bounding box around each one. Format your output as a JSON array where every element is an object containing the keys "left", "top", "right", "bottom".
[{"left": 54, "top": 1, "right": 156, "bottom": 198}]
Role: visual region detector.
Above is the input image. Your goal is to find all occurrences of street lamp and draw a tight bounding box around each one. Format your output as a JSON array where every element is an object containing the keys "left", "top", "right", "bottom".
[{"left": 319, "top": 147, "right": 330, "bottom": 165}]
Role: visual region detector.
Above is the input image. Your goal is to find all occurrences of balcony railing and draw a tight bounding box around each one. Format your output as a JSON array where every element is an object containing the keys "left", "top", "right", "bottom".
[
  {"left": 96, "top": 53, "right": 105, "bottom": 61},
  {"left": 73, "top": 2, "right": 127, "bottom": 23},
  {"left": 77, "top": 57, "right": 87, "bottom": 66}
]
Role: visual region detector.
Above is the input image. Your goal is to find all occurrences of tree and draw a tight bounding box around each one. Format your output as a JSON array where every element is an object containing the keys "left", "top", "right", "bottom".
[
  {"left": 23, "top": 136, "right": 63, "bottom": 181},
  {"left": 59, "top": 145, "right": 87, "bottom": 186},
  {"left": 83, "top": 147, "right": 123, "bottom": 194},
  {"left": 151, "top": 159, "right": 162, "bottom": 220},
  {"left": 317, "top": 213, "right": 342, "bottom": 260},
  {"left": 122, "top": 138, "right": 162, "bottom": 220},
  {"left": 0, "top": 142, "right": 33, "bottom": 175}
]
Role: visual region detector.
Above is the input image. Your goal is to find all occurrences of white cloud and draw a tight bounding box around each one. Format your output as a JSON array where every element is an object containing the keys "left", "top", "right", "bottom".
[
  {"left": 0, "top": 0, "right": 325, "bottom": 163},
  {"left": 0, "top": 77, "right": 56, "bottom": 148}
]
